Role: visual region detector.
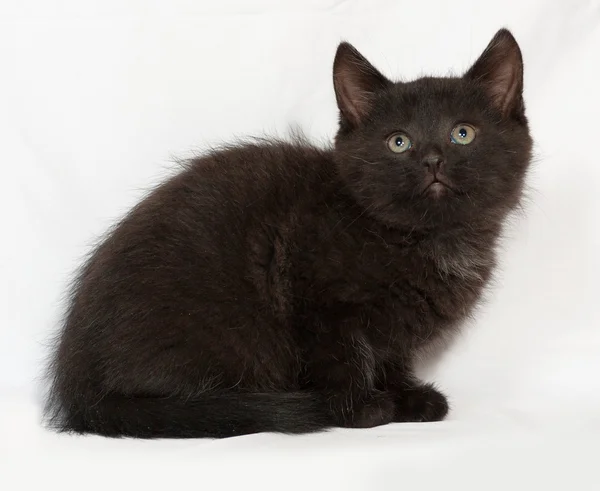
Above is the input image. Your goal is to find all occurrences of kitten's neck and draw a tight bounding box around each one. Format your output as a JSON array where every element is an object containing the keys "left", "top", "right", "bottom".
[
  {"left": 332, "top": 184, "right": 502, "bottom": 281},
  {"left": 364, "top": 214, "right": 502, "bottom": 282},
  {"left": 422, "top": 226, "right": 499, "bottom": 281}
]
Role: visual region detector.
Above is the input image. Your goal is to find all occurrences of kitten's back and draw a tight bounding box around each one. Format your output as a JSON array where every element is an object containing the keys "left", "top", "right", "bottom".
[{"left": 46, "top": 140, "right": 336, "bottom": 438}]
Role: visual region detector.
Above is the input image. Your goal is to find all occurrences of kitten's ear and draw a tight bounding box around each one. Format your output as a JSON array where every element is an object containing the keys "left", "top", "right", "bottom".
[
  {"left": 465, "top": 29, "right": 524, "bottom": 119},
  {"left": 333, "top": 42, "right": 391, "bottom": 128}
]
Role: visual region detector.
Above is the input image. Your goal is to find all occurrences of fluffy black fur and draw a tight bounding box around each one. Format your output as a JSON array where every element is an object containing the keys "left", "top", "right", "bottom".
[{"left": 46, "top": 29, "right": 532, "bottom": 438}]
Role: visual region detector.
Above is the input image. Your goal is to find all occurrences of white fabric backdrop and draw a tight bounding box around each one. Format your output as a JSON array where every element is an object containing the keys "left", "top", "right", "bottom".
[{"left": 1, "top": 0, "right": 599, "bottom": 488}]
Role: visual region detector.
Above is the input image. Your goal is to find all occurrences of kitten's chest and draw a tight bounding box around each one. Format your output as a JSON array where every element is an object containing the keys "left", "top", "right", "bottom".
[{"left": 305, "top": 230, "right": 494, "bottom": 317}]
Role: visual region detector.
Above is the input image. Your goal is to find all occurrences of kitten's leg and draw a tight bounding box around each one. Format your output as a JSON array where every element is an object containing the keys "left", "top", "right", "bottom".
[
  {"left": 306, "top": 319, "right": 395, "bottom": 429},
  {"left": 385, "top": 370, "right": 449, "bottom": 422}
]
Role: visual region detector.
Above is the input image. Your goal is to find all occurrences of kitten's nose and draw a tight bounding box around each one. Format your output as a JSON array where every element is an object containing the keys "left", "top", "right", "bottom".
[{"left": 422, "top": 154, "right": 444, "bottom": 175}]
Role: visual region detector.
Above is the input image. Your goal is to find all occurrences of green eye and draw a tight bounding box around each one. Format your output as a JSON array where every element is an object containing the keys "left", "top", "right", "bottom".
[
  {"left": 387, "top": 133, "right": 412, "bottom": 153},
  {"left": 450, "top": 124, "right": 476, "bottom": 145}
]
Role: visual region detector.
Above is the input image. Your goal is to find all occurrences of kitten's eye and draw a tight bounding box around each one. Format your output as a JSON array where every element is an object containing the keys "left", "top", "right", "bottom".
[
  {"left": 387, "top": 133, "right": 412, "bottom": 153},
  {"left": 450, "top": 124, "right": 476, "bottom": 145}
]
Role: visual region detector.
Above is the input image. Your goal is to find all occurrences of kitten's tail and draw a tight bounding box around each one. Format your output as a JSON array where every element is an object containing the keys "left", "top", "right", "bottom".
[{"left": 48, "top": 392, "right": 332, "bottom": 438}]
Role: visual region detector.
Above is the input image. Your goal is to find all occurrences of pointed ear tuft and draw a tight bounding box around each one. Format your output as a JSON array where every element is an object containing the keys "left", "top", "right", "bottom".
[
  {"left": 333, "top": 42, "right": 391, "bottom": 128},
  {"left": 465, "top": 29, "right": 525, "bottom": 119}
]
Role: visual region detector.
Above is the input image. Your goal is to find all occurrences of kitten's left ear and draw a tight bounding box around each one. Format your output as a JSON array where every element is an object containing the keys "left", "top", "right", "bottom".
[
  {"left": 465, "top": 29, "right": 525, "bottom": 119},
  {"left": 333, "top": 42, "right": 392, "bottom": 128}
]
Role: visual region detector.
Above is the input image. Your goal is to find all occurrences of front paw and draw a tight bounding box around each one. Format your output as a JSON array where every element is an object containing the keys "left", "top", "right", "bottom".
[{"left": 393, "top": 383, "right": 449, "bottom": 422}]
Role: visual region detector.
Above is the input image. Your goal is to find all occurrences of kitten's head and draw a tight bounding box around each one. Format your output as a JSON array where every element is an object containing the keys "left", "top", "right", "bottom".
[{"left": 332, "top": 29, "right": 532, "bottom": 230}]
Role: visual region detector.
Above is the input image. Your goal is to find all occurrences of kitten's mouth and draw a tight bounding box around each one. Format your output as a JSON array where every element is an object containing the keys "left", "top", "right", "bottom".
[{"left": 422, "top": 176, "right": 455, "bottom": 197}]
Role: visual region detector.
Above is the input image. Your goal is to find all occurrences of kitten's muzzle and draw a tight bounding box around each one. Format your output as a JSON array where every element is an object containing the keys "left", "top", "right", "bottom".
[{"left": 420, "top": 153, "right": 455, "bottom": 196}]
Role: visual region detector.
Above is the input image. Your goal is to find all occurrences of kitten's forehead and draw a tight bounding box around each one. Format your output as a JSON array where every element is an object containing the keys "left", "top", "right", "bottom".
[
  {"left": 398, "top": 76, "right": 464, "bottom": 97},
  {"left": 379, "top": 77, "right": 486, "bottom": 128}
]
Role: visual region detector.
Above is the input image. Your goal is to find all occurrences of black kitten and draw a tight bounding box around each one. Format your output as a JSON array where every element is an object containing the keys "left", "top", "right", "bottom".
[{"left": 46, "top": 29, "right": 532, "bottom": 438}]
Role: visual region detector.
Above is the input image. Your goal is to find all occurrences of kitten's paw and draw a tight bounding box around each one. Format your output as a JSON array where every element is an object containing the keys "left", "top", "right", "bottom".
[
  {"left": 393, "top": 384, "right": 449, "bottom": 422},
  {"left": 329, "top": 392, "right": 395, "bottom": 428}
]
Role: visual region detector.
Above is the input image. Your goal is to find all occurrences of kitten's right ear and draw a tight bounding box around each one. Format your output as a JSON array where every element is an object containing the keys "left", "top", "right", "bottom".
[
  {"left": 465, "top": 29, "right": 525, "bottom": 120},
  {"left": 333, "top": 42, "right": 391, "bottom": 128}
]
